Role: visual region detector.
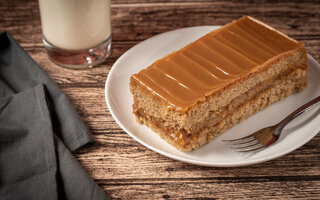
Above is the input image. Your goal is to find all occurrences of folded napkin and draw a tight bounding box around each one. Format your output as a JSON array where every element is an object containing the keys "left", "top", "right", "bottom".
[{"left": 0, "top": 32, "right": 109, "bottom": 200}]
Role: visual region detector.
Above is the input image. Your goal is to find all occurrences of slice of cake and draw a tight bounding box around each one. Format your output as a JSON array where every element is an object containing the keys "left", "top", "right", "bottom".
[{"left": 130, "top": 16, "right": 307, "bottom": 151}]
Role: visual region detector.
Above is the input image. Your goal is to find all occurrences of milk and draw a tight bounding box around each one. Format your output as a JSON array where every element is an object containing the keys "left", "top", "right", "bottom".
[{"left": 39, "top": 0, "right": 111, "bottom": 51}]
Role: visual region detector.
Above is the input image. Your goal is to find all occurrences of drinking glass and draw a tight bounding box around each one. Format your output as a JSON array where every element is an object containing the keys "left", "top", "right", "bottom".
[{"left": 38, "top": 0, "right": 111, "bottom": 69}]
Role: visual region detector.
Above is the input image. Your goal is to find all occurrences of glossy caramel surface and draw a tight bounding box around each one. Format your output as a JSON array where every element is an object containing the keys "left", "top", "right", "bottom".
[{"left": 131, "top": 16, "right": 302, "bottom": 112}]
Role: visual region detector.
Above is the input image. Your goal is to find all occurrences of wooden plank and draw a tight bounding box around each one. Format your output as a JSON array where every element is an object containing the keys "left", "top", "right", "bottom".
[
  {"left": 98, "top": 178, "right": 320, "bottom": 199},
  {"left": 74, "top": 134, "right": 320, "bottom": 179},
  {"left": 112, "top": 0, "right": 320, "bottom": 4}
]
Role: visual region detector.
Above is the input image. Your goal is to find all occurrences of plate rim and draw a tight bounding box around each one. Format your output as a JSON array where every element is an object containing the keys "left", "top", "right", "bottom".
[{"left": 105, "top": 26, "right": 320, "bottom": 167}]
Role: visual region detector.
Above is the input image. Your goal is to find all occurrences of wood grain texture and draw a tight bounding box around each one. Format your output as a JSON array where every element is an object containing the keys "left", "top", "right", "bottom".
[{"left": 1, "top": 0, "right": 320, "bottom": 199}]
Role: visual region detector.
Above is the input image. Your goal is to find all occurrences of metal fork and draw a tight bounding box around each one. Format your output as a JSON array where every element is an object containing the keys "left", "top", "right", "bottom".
[{"left": 223, "top": 95, "right": 320, "bottom": 152}]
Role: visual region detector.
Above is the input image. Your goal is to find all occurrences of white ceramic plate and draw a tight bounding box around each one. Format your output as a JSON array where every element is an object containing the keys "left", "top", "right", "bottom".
[{"left": 105, "top": 26, "right": 320, "bottom": 167}]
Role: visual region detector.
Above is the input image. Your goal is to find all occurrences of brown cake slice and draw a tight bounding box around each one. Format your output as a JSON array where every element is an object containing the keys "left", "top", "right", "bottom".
[{"left": 130, "top": 16, "right": 307, "bottom": 151}]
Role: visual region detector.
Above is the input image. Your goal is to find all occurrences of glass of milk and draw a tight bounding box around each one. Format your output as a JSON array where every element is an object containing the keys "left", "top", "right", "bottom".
[{"left": 38, "top": 0, "right": 111, "bottom": 69}]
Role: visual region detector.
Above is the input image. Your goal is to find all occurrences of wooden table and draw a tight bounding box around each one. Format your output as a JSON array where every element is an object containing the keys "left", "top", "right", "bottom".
[{"left": 1, "top": 0, "right": 320, "bottom": 199}]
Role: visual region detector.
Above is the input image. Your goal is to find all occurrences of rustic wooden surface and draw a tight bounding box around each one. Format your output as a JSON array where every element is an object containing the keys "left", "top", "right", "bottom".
[{"left": 1, "top": 0, "right": 320, "bottom": 199}]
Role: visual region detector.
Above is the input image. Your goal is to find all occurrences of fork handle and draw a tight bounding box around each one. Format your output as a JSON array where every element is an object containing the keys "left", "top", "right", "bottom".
[{"left": 275, "top": 95, "right": 320, "bottom": 136}]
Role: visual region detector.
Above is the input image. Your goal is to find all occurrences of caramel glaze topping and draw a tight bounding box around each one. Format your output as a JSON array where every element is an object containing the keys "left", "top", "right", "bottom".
[{"left": 131, "top": 16, "right": 302, "bottom": 112}]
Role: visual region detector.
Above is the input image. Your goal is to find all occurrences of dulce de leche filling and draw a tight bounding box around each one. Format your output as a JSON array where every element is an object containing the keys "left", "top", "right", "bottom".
[{"left": 131, "top": 16, "right": 302, "bottom": 112}]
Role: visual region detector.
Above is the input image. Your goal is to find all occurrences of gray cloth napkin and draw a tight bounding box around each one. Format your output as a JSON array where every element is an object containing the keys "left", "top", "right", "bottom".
[{"left": 0, "top": 32, "right": 109, "bottom": 200}]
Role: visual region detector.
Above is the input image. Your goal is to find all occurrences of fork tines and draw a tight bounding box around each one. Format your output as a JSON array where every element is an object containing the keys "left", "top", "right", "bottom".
[{"left": 222, "top": 136, "right": 265, "bottom": 152}]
